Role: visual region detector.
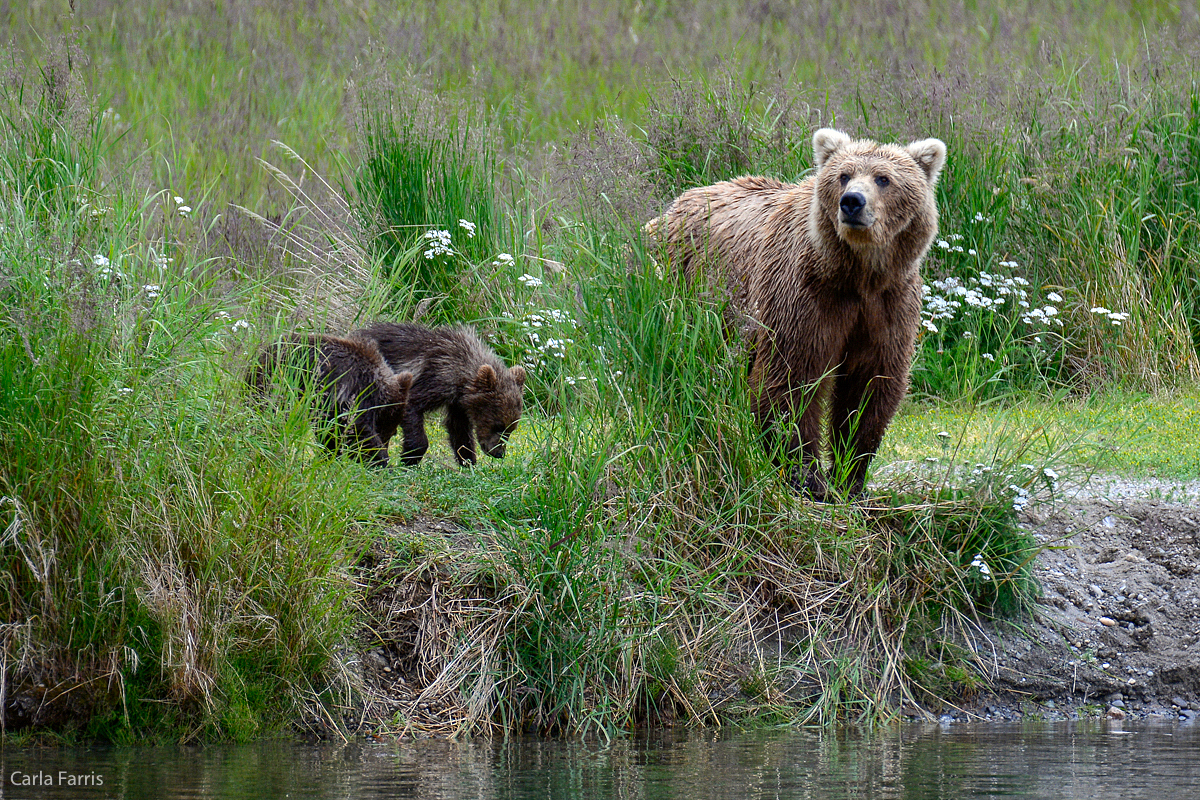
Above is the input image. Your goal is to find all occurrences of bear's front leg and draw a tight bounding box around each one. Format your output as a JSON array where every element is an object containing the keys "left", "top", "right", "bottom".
[
  {"left": 445, "top": 403, "right": 477, "bottom": 466},
  {"left": 752, "top": 363, "right": 830, "bottom": 500},
  {"left": 793, "top": 395, "right": 832, "bottom": 501},
  {"left": 831, "top": 368, "right": 905, "bottom": 497}
]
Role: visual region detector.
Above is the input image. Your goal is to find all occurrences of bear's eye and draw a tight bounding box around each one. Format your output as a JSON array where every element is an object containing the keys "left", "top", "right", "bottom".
[
  {"left": 839, "top": 173, "right": 850, "bottom": 185},
  {"left": 875, "top": 175, "right": 890, "bottom": 187}
]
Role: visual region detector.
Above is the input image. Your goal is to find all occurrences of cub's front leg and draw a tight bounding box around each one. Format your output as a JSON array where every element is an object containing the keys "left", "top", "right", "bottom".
[{"left": 445, "top": 403, "right": 477, "bottom": 466}]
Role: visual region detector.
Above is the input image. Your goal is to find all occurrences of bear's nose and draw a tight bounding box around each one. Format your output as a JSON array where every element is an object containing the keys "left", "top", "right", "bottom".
[{"left": 840, "top": 192, "right": 866, "bottom": 218}]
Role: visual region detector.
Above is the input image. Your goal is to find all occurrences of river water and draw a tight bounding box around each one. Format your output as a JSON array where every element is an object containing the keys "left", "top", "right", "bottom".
[{"left": 1, "top": 720, "right": 1197, "bottom": 799}]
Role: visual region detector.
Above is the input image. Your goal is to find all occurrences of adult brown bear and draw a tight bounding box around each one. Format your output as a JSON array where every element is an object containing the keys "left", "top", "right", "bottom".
[{"left": 647, "top": 128, "right": 947, "bottom": 499}]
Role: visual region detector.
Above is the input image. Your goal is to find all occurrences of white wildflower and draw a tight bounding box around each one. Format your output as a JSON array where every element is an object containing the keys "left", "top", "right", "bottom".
[
  {"left": 423, "top": 229, "right": 454, "bottom": 259},
  {"left": 970, "top": 554, "right": 994, "bottom": 580},
  {"left": 1010, "top": 484, "right": 1031, "bottom": 512},
  {"left": 1042, "top": 467, "right": 1060, "bottom": 493},
  {"left": 518, "top": 273, "right": 543, "bottom": 288},
  {"left": 457, "top": 219, "right": 477, "bottom": 237},
  {"left": 1047, "top": 291, "right": 1063, "bottom": 303}
]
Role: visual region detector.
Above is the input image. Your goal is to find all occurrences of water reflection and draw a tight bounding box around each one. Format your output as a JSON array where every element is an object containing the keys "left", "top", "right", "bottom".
[{"left": 0, "top": 721, "right": 1196, "bottom": 799}]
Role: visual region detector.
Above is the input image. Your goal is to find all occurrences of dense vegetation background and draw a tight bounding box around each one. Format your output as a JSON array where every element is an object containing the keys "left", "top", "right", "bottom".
[{"left": 2, "top": 0, "right": 1199, "bottom": 740}]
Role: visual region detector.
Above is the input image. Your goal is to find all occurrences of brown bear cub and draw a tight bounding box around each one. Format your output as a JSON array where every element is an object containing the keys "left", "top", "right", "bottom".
[
  {"left": 647, "top": 128, "right": 947, "bottom": 500},
  {"left": 249, "top": 334, "right": 413, "bottom": 468},
  {"left": 352, "top": 322, "right": 527, "bottom": 467}
]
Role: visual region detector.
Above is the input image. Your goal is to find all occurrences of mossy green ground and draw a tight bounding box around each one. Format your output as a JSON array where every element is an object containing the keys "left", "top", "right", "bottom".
[{"left": 887, "top": 388, "right": 1200, "bottom": 481}]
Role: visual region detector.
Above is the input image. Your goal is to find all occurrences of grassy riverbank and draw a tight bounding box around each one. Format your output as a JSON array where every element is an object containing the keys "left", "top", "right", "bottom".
[{"left": 3, "top": 1, "right": 1200, "bottom": 741}]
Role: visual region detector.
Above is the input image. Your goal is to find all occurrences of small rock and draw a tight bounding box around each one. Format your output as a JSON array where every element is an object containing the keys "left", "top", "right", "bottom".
[
  {"left": 1099, "top": 617, "right": 1118, "bottom": 627},
  {"left": 1171, "top": 696, "right": 1189, "bottom": 709},
  {"left": 1110, "top": 699, "right": 1125, "bottom": 708},
  {"left": 1102, "top": 516, "right": 1117, "bottom": 528},
  {"left": 1182, "top": 710, "right": 1197, "bottom": 723},
  {"left": 1106, "top": 692, "right": 1124, "bottom": 704},
  {"left": 1090, "top": 584, "right": 1105, "bottom": 598},
  {"left": 1107, "top": 706, "right": 1126, "bottom": 720}
]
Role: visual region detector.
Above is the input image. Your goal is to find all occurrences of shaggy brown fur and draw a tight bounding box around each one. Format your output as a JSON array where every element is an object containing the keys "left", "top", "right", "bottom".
[
  {"left": 249, "top": 334, "right": 413, "bottom": 468},
  {"left": 352, "top": 322, "right": 527, "bottom": 467},
  {"left": 647, "top": 128, "right": 947, "bottom": 499}
]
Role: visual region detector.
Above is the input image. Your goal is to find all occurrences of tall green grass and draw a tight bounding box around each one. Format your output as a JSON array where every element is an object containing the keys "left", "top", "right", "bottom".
[
  {"left": 0, "top": 67, "right": 376, "bottom": 741},
  {"left": 352, "top": 85, "right": 507, "bottom": 319}
]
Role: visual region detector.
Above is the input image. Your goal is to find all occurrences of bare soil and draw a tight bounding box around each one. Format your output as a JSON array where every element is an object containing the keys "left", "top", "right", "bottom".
[{"left": 959, "top": 481, "right": 1200, "bottom": 723}]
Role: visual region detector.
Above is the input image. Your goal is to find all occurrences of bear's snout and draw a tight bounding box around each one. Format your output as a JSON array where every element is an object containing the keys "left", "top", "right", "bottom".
[{"left": 839, "top": 191, "right": 867, "bottom": 222}]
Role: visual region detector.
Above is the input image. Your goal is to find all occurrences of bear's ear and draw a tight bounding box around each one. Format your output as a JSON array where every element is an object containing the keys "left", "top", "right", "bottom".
[
  {"left": 812, "top": 128, "right": 852, "bottom": 170},
  {"left": 472, "top": 363, "right": 497, "bottom": 392},
  {"left": 509, "top": 365, "right": 526, "bottom": 387},
  {"left": 906, "top": 137, "right": 948, "bottom": 185}
]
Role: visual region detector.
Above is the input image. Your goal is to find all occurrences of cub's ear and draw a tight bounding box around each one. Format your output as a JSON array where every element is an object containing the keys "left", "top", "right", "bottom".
[
  {"left": 509, "top": 365, "right": 526, "bottom": 386},
  {"left": 812, "top": 128, "right": 852, "bottom": 170},
  {"left": 389, "top": 371, "right": 413, "bottom": 403},
  {"left": 906, "top": 137, "right": 947, "bottom": 185},
  {"left": 472, "top": 363, "right": 497, "bottom": 392}
]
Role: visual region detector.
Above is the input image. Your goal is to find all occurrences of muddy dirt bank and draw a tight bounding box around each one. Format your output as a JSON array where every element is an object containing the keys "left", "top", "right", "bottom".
[{"left": 951, "top": 480, "right": 1200, "bottom": 724}]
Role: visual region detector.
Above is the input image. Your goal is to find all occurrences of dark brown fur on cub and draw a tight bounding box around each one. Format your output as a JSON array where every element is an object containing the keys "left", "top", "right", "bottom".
[
  {"left": 249, "top": 334, "right": 413, "bottom": 468},
  {"left": 647, "top": 128, "right": 947, "bottom": 499},
  {"left": 353, "top": 322, "right": 527, "bottom": 467}
]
